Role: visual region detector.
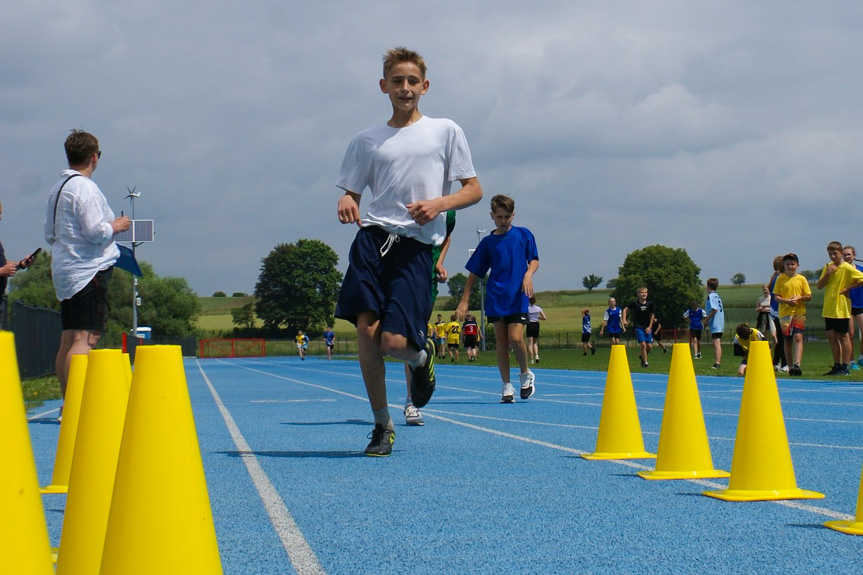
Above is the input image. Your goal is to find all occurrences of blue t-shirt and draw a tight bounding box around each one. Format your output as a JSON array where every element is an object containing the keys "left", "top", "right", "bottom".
[
  {"left": 684, "top": 307, "right": 705, "bottom": 330},
  {"left": 604, "top": 307, "right": 622, "bottom": 334},
  {"left": 706, "top": 292, "right": 724, "bottom": 334},
  {"left": 582, "top": 313, "right": 591, "bottom": 334},
  {"left": 849, "top": 265, "right": 863, "bottom": 309},
  {"left": 465, "top": 225, "right": 539, "bottom": 318},
  {"left": 323, "top": 330, "right": 335, "bottom": 345}
]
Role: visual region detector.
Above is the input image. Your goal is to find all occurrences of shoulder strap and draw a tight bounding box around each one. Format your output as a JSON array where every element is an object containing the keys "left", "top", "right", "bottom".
[{"left": 53, "top": 174, "right": 82, "bottom": 228}]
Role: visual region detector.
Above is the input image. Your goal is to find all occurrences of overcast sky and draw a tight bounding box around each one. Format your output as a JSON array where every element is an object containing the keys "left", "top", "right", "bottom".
[{"left": 2, "top": 1, "right": 862, "bottom": 299}]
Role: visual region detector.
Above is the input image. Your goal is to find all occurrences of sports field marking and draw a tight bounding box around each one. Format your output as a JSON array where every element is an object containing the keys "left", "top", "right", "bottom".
[
  {"left": 28, "top": 407, "right": 60, "bottom": 421},
  {"left": 220, "top": 360, "right": 855, "bottom": 522},
  {"left": 196, "top": 361, "right": 328, "bottom": 575},
  {"left": 251, "top": 399, "right": 338, "bottom": 404},
  {"left": 420, "top": 411, "right": 854, "bottom": 521}
]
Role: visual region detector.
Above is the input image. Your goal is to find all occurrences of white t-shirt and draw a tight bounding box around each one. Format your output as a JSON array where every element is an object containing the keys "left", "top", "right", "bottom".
[
  {"left": 336, "top": 115, "right": 476, "bottom": 246},
  {"left": 44, "top": 170, "right": 119, "bottom": 300}
]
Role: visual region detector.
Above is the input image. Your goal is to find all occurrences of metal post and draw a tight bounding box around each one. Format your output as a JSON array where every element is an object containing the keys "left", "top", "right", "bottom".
[{"left": 126, "top": 187, "right": 141, "bottom": 337}]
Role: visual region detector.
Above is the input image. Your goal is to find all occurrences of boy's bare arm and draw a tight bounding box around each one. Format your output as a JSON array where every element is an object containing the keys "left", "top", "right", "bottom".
[
  {"left": 406, "top": 177, "right": 482, "bottom": 226},
  {"left": 337, "top": 191, "right": 363, "bottom": 226},
  {"left": 816, "top": 264, "right": 835, "bottom": 290},
  {"left": 455, "top": 272, "right": 478, "bottom": 321},
  {"left": 522, "top": 259, "right": 539, "bottom": 298}
]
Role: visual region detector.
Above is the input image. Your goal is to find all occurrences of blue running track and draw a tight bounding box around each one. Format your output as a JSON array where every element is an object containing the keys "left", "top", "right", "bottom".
[{"left": 28, "top": 356, "right": 863, "bottom": 574}]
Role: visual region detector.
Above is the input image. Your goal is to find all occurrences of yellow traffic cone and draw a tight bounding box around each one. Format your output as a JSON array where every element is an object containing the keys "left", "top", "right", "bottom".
[
  {"left": 100, "top": 345, "right": 223, "bottom": 574},
  {"left": 824, "top": 465, "right": 863, "bottom": 535},
  {"left": 122, "top": 352, "right": 132, "bottom": 383},
  {"left": 41, "top": 354, "right": 88, "bottom": 494},
  {"left": 582, "top": 345, "right": 655, "bottom": 460},
  {"left": 56, "top": 349, "right": 131, "bottom": 575},
  {"left": 639, "top": 344, "right": 729, "bottom": 480},
  {"left": 703, "top": 341, "right": 823, "bottom": 501},
  {"left": 0, "top": 331, "right": 55, "bottom": 575}
]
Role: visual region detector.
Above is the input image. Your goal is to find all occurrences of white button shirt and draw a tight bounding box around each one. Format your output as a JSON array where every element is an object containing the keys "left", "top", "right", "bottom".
[{"left": 44, "top": 169, "right": 119, "bottom": 300}]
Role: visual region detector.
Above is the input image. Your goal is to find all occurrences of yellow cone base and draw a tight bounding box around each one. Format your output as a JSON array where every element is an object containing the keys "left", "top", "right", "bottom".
[
  {"left": 39, "top": 485, "right": 68, "bottom": 494},
  {"left": 638, "top": 468, "right": 730, "bottom": 481},
  {"left": 824, "top": 520, "right": 863, "bottom": 535},
  {"left": 581, "top": 451, "right": 656, "bottom": 460},
  {"left": 703, "top": 487, "right": 824, "bottom": 502}
]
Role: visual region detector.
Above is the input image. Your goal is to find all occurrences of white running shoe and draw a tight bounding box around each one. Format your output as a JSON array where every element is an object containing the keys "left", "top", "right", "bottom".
[
  {"left": 519, "top": 370, "right": 536, "bottom": 400},
  {"left": 404, "top": 404, "right": 424, "bottom": 426},
  {"left": 501, "top": 383, "right": 516, "bottom": 403}
]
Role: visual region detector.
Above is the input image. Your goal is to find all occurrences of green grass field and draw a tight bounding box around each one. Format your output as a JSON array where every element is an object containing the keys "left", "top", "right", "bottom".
[{"left": 196, "top": 285, "right": 832, "bottom": 340}]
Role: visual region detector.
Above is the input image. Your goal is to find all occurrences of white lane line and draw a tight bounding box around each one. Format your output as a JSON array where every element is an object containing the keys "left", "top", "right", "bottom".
[
  {"left": 418, "top": 411, "right": 855, "bottom": 521},
  {"left": 28, "top": 407, "right": 60, "bottom": 421},
  {"left": 251, "top": 399, "right": 337, "bottom": 404},
  {"left": 196, "top": 361, "right": 327, "bottom": 575},
  {"left": 222, "top": 362, "right": 856, "bottom": 521}
]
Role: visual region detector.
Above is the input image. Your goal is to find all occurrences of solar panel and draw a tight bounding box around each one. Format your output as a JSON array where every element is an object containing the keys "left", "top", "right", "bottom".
[{"left": 114, "top": 219, "right": 155, "bottom": 243}]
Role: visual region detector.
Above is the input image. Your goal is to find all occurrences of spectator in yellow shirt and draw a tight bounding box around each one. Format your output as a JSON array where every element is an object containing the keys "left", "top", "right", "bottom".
[
  {"left": 772, "top": 253, "right": 811, "bottom": 376},
  {"left": 817, "top": 241, "right": 863, "bottom": 375}
]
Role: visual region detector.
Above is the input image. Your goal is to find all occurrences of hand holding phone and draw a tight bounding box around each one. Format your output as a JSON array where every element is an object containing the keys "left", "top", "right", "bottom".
[{"left": 17, "top": 247, "right": 42, "bottom": 270}]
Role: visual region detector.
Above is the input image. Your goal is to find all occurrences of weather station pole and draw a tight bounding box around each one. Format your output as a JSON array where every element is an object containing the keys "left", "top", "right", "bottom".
[{"left": 125, "top": 187, "right": 141, "bottom": 336}]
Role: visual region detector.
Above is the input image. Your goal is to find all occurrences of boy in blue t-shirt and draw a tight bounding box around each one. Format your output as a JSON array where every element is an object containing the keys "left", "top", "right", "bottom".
[
  {"left": 581, "top": 308, "right": 596, "bottom": 355},
  {"left": 683, "top": 300, "right": 707, "bottom": 359},
  {"left": 457, "top": 195, "right": 539, "bottom": 403},
  {"left": 842, "top": 245, "right": 863, "bottom": 369},
  {"left": 599, "top": 297, "right": 623, "bottom": 345},
  {"left": 322, "top": 326, "right": 336, "bottom": 360}
]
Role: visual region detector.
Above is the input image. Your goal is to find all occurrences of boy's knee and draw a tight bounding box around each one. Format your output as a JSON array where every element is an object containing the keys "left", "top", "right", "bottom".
[{"left": 379, "top": 331, "right": 410, "bottom": 356}]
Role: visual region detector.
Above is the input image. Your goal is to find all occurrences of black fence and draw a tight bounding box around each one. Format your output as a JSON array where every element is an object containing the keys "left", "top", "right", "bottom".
[{"left": 7, "top": 301, "right": 62, "bottom": 379}]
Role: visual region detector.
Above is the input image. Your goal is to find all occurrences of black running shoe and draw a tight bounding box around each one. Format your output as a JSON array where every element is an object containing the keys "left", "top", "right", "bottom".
[
  {"left": 364, "top": 424, "right": 395, "bottom": 457},
  {"left": 410, "top": 338, "right": 436, "bottom": 408},
  {"left": 789, "top": 364, "right": 803, "bottom": 376},
  {"left": 824, "top": 364, "right": 841, "bottom": 376}
]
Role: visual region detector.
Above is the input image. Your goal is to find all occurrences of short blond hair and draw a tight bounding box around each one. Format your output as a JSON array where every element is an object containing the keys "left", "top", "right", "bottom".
[{"left": 383, "top": 47, "right": 427, "bottom": 79}]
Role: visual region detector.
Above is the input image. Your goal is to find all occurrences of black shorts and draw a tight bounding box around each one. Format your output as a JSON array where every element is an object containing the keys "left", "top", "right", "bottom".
[
  {"left": 526, "top": 322, "right": 540, "bottom": 339},
  {"left": 852, "top": 307, "right": 863, "bottom": 317},
  {"left": 711, "top": 332, "right": 723, "bottom": 340},
  {"left": 447, "top": 342, "right": 459, "bottom": 349},
  {"left": 825, "top": 317, "right": 850, "bottom": 334},
  {"left": 690, "top": 329, "right": 702, "bottom": 340},
  {"left": 464, "top": 334, "right": 478, "bottom": 348},
  {"left": 335, "top": 226, "right": 433, "bottom": 351},
  {"left": 581, "top": 333, "right": 592, "bottom": 343},
  {"left": 488, "top": 313, "right": 528, "bottom": 325},
  {"left": 60, "top": 268, "right": 113, "bottom": 331}
]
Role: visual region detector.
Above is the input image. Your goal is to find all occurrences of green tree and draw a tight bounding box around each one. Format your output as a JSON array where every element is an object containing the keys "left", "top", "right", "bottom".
[
  {"left": 231, "top": 303, "right": 256, "bottom": 329},
  {"left": 11, "top": 253, "right": 201, "bottom": 336},
  {"left": 254, "top": 239, "right": 342, "bottom": 331},
  {"left": 611, "top": 245, "right": 702, "bottom": 329},
  {"left": 212, "top": 291, "right": 226, "bottom": 297},
  {"left": 445, "top": 272, "right": 483, "bottom": 310},
  {"left": 606, "top": 278, "right": 617, "bottom": 290},
  {"left": 799, "top": 269, "right": 819, "bottom": 283},
  {"left": 107, "top": 263, "right": 201, "bottom": 336},
  {"left": 731, "top": 272, "right": 746, "bottom": 286},
  {"left": 582, "top": 274, "right": 603, "bottom": 292}
]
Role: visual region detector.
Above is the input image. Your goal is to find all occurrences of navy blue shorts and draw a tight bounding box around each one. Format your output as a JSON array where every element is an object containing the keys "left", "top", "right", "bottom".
[{"left": 336, "top": 226, "right": 432, "bottom": 351}]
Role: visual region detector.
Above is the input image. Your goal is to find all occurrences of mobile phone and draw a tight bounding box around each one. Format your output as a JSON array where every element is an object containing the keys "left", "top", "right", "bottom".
[{"left": 17, "top": 247, "right": 42, "bottom": 269}]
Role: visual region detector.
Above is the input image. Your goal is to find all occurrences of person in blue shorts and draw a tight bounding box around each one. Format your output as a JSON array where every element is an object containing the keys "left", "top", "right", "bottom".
[
  {"left": 335, "top": 47, "right": 483, "bottom": 456},
  {"left": 457, "top": 194, "right": 539, "bottom": 403},
  {"left": 599, "top": 297, "right": 623, "bottom": 345},
  {"left": 842, "top": 245, "right": 863, "bottom": 370},
  {"left": 622, "top": 287, "right": 655, "bottom": 368},
  {"left": 683, "top": 300, "right": 707, "bottom": 359},
  {"left": 322, "top": 326, "right": 336, "bottom": 360}
]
